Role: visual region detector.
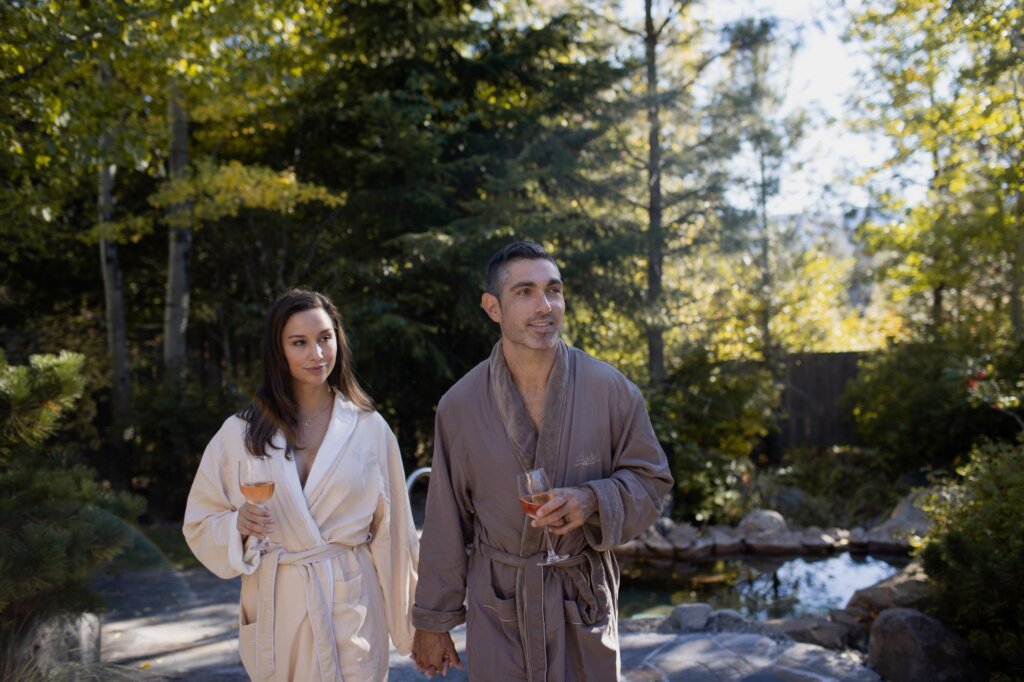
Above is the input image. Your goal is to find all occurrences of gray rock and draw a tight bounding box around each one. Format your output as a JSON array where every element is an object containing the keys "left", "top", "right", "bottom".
[
  {"left": 676, "top": 537, "right": 714, "bottom": 561},
  {"left": 708, "top": 608, "right": 747, "bottom": 630},
  {"left": 665, "top": 521, "right": 699, "bottom": 546},
  {"left": 847, "top": 561, "right": 933, "bottom": 614},
  {"left": 708, "top": 527, "right": 745, "bottom": 555},
  {"left": 654, "top": 516, "right": 676, "bottom": 537},
  {"left": 847, "top": 526, "right": 868, "bottom": 551},
  {"left": 744, "top": 530, "right": 806, "bottom": 555},
  {"left": 800, "top": 527, "right": 835, "bottom": 554},
  {"left": 668, "top": 603, "right": 711, "bottom": 631},
  {"left": 613, "top": 539, "right": 644, "bottom": 557},
  {"left": 868, "top": 607, "right": 976, "bottom": 682},
  {"left": 739, "top": 509, "right": 788, "bottom": 534},
  {"left": 644, "top": 534, "right": 676, "bottom": 559},
  {"left": 766, "top": 616, "right": 849, "bottom": 650}
]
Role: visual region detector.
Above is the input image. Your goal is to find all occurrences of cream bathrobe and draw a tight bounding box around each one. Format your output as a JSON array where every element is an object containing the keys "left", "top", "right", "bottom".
[
  {"left": 413, "top": 341, "right": 673, "bottom": 681},
  {"left": 183, "top": 396, "right": 418, "bottom": 681}
]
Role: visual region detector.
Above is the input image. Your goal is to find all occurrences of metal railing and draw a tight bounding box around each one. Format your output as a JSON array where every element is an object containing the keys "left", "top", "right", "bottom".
[{"left": 405, "top": 466, "right": 431, "bottom": 493}]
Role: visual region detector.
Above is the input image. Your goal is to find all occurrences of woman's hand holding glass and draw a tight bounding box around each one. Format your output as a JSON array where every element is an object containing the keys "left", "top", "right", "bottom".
[{"left": 238, "top": 458, "right": 278, "bottom": 553}]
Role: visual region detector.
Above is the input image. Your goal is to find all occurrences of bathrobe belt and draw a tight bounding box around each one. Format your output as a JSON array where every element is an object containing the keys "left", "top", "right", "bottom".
[
  {"left": 477, "top": 540, "right": 605, "bottom": 682},
  {"left": 256, "top": 541, "right": 365, "bottom": 681}
]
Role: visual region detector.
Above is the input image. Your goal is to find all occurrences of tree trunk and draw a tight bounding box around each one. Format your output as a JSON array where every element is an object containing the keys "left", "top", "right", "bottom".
[
  {"left": 163, "top": 82, "right": 192, "bottom": 376},
  {"left": 1011, "top": 189, "right": 1023, "bottom": 342},
  {"left": 931, "top": 282, "right": 945, "bottom": 334},
  {"left": 97, "top": 64, "right": 132, "bottom": 488},
  {"left": 644, "top": 0, "right": 665, "bottom": 386}
]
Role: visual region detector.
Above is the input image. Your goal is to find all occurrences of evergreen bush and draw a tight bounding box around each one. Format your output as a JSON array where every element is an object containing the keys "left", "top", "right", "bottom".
[
  {"left": 653, "top": 346, "right": 777, "bottom": 523},
  {"left": 841, "top": 340, "right": 1016, "bottom": 474},
  {"left": 920, "top": 435, "right": 1024, "bottom": 681},
  {"left": 0, "top": 350, "right": 144, "bottom": 677}
]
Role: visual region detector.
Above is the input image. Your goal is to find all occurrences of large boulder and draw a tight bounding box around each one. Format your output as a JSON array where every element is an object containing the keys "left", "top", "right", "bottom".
[
  {"left": 865, "top": 491, "right": 932, "bottom": 553},
  {"left": 738, "top": 509, "right": 787, "bottom": 534},
  {"left": 666, "top": 603, "right": 711, "bottom": 631},
  {"left": 767, "top": 616, "right": 849, "bottom": 650},
  {"left": 847, "top": 561, "right": 933, "bottom": 614},
  {"left": 868, "top": 608, "right": 976, "bottom": 682}
]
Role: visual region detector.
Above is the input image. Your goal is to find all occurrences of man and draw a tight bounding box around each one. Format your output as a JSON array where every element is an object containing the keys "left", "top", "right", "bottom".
[{"left": 411, "top": 241, "right": 673, "bottom": 680}]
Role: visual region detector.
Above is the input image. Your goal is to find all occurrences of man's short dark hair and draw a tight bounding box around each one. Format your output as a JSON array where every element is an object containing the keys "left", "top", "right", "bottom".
[{"left": 485, "top": 241, "right": 558, "bottom": 297}]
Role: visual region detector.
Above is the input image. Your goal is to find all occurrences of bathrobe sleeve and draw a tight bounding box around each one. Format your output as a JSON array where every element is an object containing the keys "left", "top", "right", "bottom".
[
  {"left": 368, "top": 422, "right": 420, "bottom": 655},
  {"left": 182, "top": 420, "right": 260, "bottom": 579},
  {"left": 582, "top": 383, "right": 674, "bottom": 552}
]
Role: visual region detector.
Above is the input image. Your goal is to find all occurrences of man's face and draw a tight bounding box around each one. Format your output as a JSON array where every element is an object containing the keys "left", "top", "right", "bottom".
[{"left": 481, "top": 258, "right": 565, "bottom": 352}]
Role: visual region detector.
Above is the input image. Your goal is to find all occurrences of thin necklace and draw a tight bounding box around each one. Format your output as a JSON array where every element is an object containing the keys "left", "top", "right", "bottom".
[{"left": 300, "top": 397, "right": 332, "bottom": 429}]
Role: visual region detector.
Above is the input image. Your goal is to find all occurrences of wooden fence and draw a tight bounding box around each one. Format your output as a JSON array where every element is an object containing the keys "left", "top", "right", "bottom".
[{"left": 778, "top": 351, "right": 867, "bottom": 449}]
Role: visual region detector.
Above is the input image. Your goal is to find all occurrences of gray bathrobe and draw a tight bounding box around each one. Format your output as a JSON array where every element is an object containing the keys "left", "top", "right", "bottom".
[{"left": 413, "top": 340, "right": 673, "bottom": 681}]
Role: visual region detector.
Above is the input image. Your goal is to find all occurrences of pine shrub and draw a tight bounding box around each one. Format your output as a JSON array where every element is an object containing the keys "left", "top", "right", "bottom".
[
  {"left": 0, "top": 350, "right": 144, "bottom": 676},
  {"left": 920, "top": 436, "right": 1024, "bottom": 681}
]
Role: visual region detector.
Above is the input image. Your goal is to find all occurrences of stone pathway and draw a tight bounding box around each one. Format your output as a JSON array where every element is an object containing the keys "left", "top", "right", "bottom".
[{"left": 94, "top": 567, "right": 881, "bottom": 681}]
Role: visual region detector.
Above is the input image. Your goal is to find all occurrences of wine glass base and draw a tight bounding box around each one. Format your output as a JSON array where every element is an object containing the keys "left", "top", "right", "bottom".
[{"left": 537, "top": 553, "right": 570, "bottom": 566}]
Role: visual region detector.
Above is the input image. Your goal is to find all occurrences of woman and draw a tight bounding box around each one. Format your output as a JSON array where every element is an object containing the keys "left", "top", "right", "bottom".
[{"left": 183, "top": 289, "right": 418, "bottom": 681}]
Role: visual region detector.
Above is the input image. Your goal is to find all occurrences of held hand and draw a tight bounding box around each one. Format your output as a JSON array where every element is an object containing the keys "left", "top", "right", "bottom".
[
  {"left": 411, "top": 629, "right": 462, "bottom": 677},
  {"left": 532, "top": 486, "right": 597, "bottom": 535},
  {"left": 236, "top": 502, "right": 273, "bottom": 541}
]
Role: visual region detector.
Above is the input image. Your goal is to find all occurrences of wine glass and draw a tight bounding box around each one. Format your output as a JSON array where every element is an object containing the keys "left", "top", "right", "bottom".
[
  {"left": 238, "top": 458, "right": 277, "bottom": 554},
  {"left": 517, "top": 467, "right": 569, "bottom": 566}
]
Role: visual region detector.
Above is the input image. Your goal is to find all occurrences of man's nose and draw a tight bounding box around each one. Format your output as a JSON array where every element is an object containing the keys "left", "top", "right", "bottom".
[{"left": 537, "top": 294, "right": 553, "bottom": 313}]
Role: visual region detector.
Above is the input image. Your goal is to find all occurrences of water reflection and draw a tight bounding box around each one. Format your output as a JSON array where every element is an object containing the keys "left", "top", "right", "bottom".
[{"left": 619, "top": 551, "right": 909, "bottom": 619}]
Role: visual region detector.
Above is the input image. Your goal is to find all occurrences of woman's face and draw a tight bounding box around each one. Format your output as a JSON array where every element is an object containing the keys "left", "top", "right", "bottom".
[{"left": 280, "top": 307, "right": 337, "bottom": 391}]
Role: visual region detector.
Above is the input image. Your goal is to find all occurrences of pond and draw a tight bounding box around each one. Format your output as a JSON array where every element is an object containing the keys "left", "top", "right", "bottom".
[{"left": 618, "top": 551, "right": 910, "bottom": 620}]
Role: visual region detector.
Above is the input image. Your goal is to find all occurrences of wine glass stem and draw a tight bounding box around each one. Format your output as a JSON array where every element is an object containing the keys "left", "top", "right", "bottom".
[{"left": 543, "top": 528, "right": 557, "bottom": 558}]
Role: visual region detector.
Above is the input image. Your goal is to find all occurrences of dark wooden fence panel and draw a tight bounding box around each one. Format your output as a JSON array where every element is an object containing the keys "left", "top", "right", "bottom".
[{"left": 779, "top": 351, "right": 866, "bottom": 449}]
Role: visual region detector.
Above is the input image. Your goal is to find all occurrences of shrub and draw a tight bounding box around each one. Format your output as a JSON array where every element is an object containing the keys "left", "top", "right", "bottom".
[
  {"left": 920, "top": 435, "right": 1024, "bottom": 680},
  {"left": 652, "top": 346, "right": 777, "bottom": 524},
  {"left": 841, "top": 340, "right": 1016, "bottom": 475},
  {"left": 756, "top": 445, "right": 908, "bottom": 529},
  {"left": 0, "top": 350, "right": 144, "bottom": 677}
]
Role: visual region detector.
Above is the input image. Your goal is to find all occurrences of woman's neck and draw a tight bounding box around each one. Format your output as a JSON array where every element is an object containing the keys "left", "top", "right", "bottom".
[{"left": 293, "top": 383, "right": 334, "bottom": 412}]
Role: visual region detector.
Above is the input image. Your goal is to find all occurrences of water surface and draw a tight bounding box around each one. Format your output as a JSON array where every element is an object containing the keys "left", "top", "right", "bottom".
[{"left": 619, "top": 551, "right": 908, "bottom": 620}]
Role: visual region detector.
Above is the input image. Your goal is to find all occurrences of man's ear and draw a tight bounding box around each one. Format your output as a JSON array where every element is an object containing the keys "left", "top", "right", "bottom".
[{"left": 481, "top": 292, "right": 502, "bottom": 323}]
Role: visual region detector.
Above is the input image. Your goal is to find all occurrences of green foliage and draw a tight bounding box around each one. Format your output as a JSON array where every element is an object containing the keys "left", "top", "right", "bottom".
[
  {"left": 920, "top": 435, "right": 1024, "bottom": 680},
  {"left": 131, "top": 379, "right": 243, "bottom": 520},
  {"left": 0, "top": 351, "right": 144, "bottom": 675},
  {"left": 841, "top": 340, "right": 1017, "bottom": 474},
  {"left": 652, "top": 345, "right": 778, "bottom": 523},
  {"left": 756, "top": 446, "right": 908, "bottom": 528}
]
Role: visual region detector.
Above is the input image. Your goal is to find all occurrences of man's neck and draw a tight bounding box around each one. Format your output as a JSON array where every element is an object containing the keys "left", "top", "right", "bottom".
[{"left": 502, "top": 341, "right": 557, "bottom": 394}]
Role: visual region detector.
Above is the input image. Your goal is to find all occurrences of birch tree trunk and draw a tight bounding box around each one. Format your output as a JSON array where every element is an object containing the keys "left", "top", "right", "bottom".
[
  {"left": 97, "top": 63, "right": 132, "bottom": 485},
  {"left": 163, "top": 82, "right": 192, "bottom": 375}
]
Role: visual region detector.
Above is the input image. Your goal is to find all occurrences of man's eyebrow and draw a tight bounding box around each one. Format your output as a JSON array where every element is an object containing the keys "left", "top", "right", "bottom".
[{"left": 508, "top": 277, "right": 563, "bottom": 289}]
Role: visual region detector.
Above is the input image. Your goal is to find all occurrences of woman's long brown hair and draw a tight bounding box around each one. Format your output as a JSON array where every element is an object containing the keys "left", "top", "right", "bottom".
[{"left": 238, "top": 289, "right": 373, "bottom": 459}]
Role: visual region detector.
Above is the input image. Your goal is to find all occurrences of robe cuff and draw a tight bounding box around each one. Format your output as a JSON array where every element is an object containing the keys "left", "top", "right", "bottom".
[
  {"left": 581, "top": 480, "right": 624, "bottom": 553},
  {"left": 411, "top": 604, "right": 466, "bottom": 632},
  {"left": 229, "top": 511, "right": 261, "bottom": 575}
]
